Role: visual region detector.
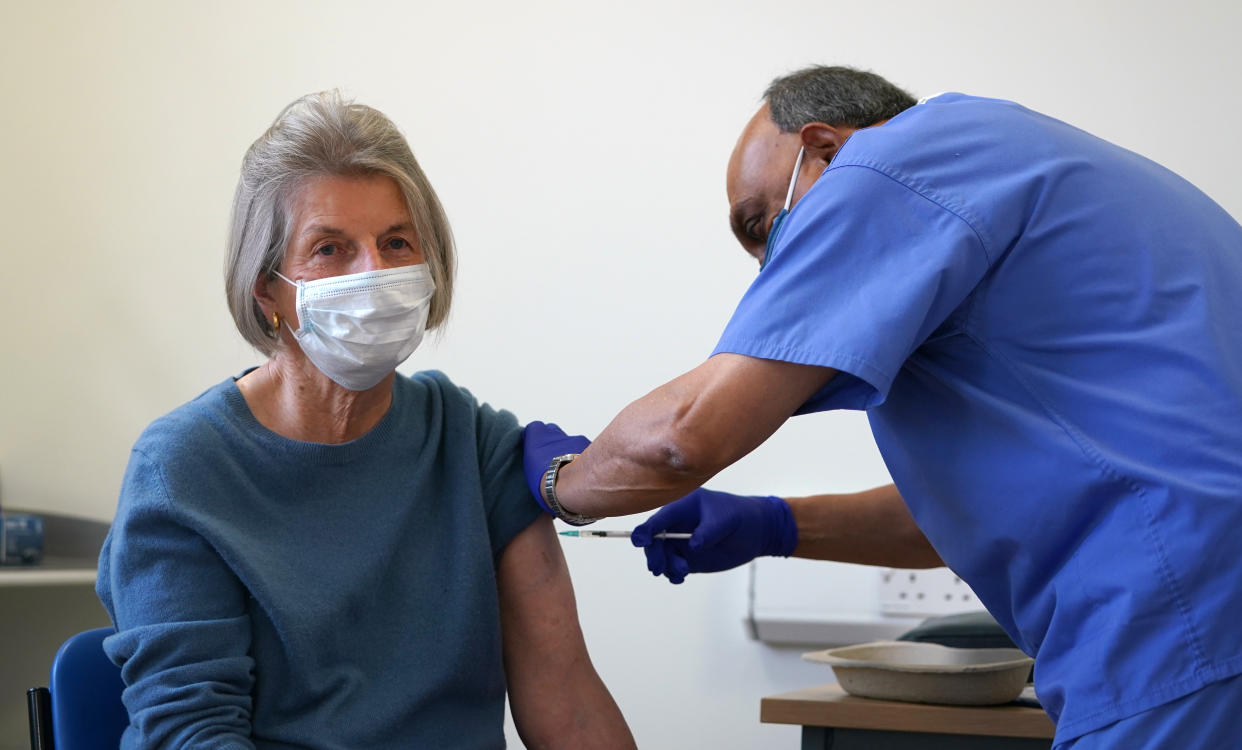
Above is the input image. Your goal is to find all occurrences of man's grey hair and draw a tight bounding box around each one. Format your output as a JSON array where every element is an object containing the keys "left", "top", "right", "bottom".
[
  {"left": 764, "top": 65, "right": 917, "bottom": 133},
  {"left": 225, "top": 90, "right": 455, "bottom": 356}
]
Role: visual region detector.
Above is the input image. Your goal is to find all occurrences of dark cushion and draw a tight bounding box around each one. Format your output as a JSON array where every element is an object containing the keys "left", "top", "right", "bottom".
[{"left": 896, "top": 611, "right": 1018, "bottom": 650}]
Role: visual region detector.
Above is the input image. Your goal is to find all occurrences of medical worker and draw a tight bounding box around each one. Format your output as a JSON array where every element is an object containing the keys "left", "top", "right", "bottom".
[{"left": 523, "top": 66, "right": 1242, "bottom": 747}]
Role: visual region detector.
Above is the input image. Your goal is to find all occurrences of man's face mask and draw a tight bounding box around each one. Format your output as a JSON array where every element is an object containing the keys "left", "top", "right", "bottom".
[{"left": 762, "top": 146, "right": 806, "bottom": 270}]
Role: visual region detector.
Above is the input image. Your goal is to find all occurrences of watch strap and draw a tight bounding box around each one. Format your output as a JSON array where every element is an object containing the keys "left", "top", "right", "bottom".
[{"left": 541, "top": 454, "right": 600, "bottom": 526}]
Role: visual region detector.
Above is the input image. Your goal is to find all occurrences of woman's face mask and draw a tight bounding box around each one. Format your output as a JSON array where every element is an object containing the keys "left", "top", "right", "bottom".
[{"left": 274, "top": 264, "right": 435, "bottom": 391}]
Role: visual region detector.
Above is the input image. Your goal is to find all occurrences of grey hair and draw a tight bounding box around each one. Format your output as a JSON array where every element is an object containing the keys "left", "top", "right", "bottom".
[
  {"left": 764, "top": 65, "right": 917, "bottom": 133},
  {"left": 224, "top": 90, "right": 456, "bottom": 356}
]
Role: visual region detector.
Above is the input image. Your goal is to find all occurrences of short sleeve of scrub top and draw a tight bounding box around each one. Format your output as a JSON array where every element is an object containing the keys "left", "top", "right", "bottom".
[{"left": 713, "top": 163, "right": 993, "bottom": 413}]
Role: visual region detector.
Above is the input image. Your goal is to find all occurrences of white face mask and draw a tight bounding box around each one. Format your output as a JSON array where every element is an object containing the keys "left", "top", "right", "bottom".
[{"left": 274, "top": 264, "right": 435, "bottom": 391}]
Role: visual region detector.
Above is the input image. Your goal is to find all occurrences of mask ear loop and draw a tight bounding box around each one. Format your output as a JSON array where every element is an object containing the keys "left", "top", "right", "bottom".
[
  {"left": 783, "top": 146, "right": 806, "bottom": 211},
  {"left": 270, "top": 270, "right": 303, "bottom": 336}
]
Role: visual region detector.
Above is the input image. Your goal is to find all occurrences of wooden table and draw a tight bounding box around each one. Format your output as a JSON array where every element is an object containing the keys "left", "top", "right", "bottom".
[{"left": 761, "top": 684, "right": 1055, "bottom": 750}]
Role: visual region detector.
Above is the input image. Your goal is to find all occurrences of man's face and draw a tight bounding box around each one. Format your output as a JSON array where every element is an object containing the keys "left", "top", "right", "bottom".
[{"left": 726, "top": 103, "right": 806, "bottom": 265}]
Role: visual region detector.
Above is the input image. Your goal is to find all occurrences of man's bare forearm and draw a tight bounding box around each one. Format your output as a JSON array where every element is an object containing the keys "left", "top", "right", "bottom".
[
  {"left": 788, "top": 484, "right": 944, "bottom": 568},
  {"left": 553, "top": 386, "right": 713, "bottom": 519},
  {"left": 554, "top": 354, "right": 837, "bottom": 518}
]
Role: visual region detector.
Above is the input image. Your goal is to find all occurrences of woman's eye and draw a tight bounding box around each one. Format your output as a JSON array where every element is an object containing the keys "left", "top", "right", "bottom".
[
  {"left": 387, "top": 237, "right": 411, "bottom": 251},
  {"left": 316, "top": 243, "right": 338, "bottom": 256}
]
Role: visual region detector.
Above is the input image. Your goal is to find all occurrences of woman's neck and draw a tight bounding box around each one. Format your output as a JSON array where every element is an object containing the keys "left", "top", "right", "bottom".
[{"left": 236, "top": 356, "right": 394, "bottom": 444}]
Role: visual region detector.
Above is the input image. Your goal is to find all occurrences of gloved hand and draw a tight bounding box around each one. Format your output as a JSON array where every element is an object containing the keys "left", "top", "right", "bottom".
[
  {"left": 631, "top": 488, "right": 797, "bottom": 584},
  {"left": 521, "top": 421, "right": 591, "bottom": 517}
]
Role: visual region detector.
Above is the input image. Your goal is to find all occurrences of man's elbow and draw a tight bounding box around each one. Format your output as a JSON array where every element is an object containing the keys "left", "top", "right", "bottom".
[{"left": 643, "top": 422, "right": 727, "bottom": 483}]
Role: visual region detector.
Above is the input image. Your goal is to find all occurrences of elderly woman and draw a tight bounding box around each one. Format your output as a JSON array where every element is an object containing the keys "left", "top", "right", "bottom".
[{"left": 96, "top": 91, "right": 634, "bottom": 749}]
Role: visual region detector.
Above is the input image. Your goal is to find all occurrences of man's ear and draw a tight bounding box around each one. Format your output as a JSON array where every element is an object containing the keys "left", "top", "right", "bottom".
[{"left": 799, "top": 122, "right": 855, "bottom": 165}]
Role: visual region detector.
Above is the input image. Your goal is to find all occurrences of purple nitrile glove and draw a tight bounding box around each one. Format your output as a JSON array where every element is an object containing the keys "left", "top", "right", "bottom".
[
  {"left": 630, "top": 488, "right": 797, "bottom": 584},
  {"left": 521, "top": 421, "right": 591, "bottom": 517}
]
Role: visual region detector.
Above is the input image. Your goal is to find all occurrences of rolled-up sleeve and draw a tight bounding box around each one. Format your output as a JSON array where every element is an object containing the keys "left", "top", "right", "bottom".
[{"left": 473, "top": 401, "right": 543, "bottom": 562}]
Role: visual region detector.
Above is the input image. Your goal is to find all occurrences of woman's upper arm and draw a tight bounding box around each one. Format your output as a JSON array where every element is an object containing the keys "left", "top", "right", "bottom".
[
  {"left": 495, "top": 516, "right": 584, "bottom": 683},
  {"left": 496, "top": 516, "right": 635, "bottom": 749}
]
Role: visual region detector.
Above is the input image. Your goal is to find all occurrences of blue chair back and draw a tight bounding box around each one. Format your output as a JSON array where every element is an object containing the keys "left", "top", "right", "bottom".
[{"left": 48, "top": 627, "right": 128, "bottom": 750}]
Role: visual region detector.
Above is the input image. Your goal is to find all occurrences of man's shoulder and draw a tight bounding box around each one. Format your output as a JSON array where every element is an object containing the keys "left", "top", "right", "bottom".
[
  {"left": 839, "top": 93, "right": 1036, "bottom": 164},
  {"left": 915, "top": 92, "right": 1019, "bottom": 108},
  {"left": 821, "top": 92, "right": 1090, "bottom": 223},
  {"left": 899, "top": 92, "right": 1033, "bottom": 124}
]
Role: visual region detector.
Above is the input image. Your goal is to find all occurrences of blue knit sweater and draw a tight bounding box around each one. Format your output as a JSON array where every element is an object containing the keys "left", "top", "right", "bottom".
[{"left": 96, "top": 370, "right": 542, "bottom": 749}]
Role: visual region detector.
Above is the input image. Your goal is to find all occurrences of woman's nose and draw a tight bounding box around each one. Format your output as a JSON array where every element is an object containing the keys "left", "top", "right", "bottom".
[{"left": 356, "top": 244, "right": 392, "bottom": 272}]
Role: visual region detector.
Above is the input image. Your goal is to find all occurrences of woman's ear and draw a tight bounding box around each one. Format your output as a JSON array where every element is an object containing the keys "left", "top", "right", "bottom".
[
  {"left": 799, "top": 122, "right": 855, "bottom": 165},
  {"left": 253, "top": 271, "right": 278, "bottom": 319}
]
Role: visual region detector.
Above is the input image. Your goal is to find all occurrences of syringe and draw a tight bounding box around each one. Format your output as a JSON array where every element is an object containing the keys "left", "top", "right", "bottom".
[{"left": 559, "top": 530, "right": 693, "bottom": 539}]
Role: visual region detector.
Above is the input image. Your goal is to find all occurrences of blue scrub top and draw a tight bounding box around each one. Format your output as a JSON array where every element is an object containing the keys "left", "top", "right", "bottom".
[{"left": 714, "top": 94, "right": 1242, "bottom": 742}]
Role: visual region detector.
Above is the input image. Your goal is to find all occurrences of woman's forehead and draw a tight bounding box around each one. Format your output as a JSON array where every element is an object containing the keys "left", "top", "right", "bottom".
[{"left": 288, "top": 174, "right": 411, "bottom": 236}]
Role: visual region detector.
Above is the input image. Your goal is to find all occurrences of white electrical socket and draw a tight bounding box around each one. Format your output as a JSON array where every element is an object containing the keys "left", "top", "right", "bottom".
[{"left": 879, "top": 567, "right": 985, "bottom": 618}]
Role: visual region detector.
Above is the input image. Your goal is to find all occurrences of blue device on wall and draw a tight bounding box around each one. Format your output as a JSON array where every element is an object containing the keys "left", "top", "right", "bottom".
[{"left": 1, "top": 513, "right": 45, "bottom": 565}]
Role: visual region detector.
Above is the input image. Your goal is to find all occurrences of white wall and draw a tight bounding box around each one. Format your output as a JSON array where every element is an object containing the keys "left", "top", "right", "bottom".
[{"left": 2, "top": 1, "right": 1239, "bottom": 747}]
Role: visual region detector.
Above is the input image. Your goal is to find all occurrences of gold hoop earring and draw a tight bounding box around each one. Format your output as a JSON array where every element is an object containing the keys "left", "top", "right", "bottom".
[{"left": 271, "top": 312, "right": 281, "bottom": 335}]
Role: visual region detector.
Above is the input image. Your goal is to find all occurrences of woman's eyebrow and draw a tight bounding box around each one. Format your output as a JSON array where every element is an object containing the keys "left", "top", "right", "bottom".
[
  {"left": 300, "top": 223, "right": 345, "bottom": 238},
  {"left": 299, "top": 222, "right": 413, "bottom": 239}
]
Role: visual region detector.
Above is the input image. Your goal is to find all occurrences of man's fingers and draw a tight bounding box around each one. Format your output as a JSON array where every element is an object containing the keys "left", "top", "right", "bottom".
[
  {"left": 668, "top": 552, "right": 691, "bottom": 584},
  {"left": 644, "top": 541, "right": 667, "bottom": 576}
]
